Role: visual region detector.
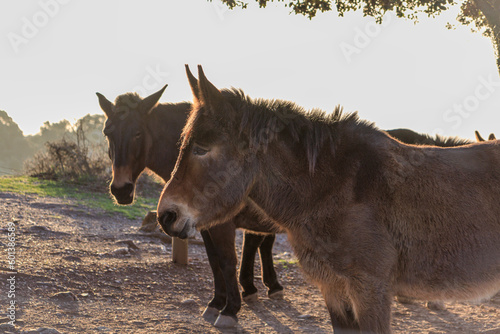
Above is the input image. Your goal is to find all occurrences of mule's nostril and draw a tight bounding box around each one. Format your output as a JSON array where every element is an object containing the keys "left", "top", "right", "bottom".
[{"left": 161, "top": 211, "right": 177, "bottom": 227}]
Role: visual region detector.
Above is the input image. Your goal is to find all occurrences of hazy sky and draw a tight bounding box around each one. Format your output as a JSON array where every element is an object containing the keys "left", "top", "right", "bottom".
[{"left": 1, "top": 0, "right": 499, "bottom": 139}]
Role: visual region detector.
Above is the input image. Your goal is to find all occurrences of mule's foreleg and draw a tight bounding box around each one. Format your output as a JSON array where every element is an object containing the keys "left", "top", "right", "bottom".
[
  {"left": 347, "top": 277, "right": 393, "bottom": 334},
  {"left": 206, "top": 223, "right": 240, "bottom": 328},
  {"left": 239, "top": 232, "right": 263, "bottom": 301},
  {"left": 200, "top": 230, "right": 227, "bottom": 323},
  {"left": 322, "top": 283, "right": 360, "bottom": 333},
  {"left": 258, "top": 233, "right": 284, "bottom": 299}
]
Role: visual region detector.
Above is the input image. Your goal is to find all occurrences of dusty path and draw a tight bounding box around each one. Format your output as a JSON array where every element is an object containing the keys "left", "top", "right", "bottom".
[{"left": 0, "top": 191, "right": 499, "bottom": 333}]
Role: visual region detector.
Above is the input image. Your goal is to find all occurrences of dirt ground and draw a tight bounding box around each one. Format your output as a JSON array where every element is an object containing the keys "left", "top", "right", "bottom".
[{"left": 0, "top": 191, "right": 499, "bottom": 334}]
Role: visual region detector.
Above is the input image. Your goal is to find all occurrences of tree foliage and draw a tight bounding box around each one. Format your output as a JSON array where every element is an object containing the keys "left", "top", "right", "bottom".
[
  {"left": 218, "top": 0, "right": 454, "bottom": 20},
  {"left": 0, "top": 110, "right": 32, "bottom": 174},
  {"left": 458, "top": 0, "right": 500, "bottom": 37}
]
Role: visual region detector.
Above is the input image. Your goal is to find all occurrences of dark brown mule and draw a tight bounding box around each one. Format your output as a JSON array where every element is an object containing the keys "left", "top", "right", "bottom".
[
  {"left": 158, "top": 66, "right": 500, "bottom": 333},
  {"left": 96, "top": 85, "right": 283, "bottom": 328}
]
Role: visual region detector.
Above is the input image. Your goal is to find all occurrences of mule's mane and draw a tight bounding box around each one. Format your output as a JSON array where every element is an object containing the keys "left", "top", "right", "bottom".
[
  {"left": 181, "top": 88, "right": 378, "bottom": 173},
  {"left": 431, "top": 134, "right": 473, "bottom": 147},
  {"left": 222, "top": 88, "right": 377, "bottom": 172},
  {"left": 387, "top": 128, "right": 473, "bottom": 147}
]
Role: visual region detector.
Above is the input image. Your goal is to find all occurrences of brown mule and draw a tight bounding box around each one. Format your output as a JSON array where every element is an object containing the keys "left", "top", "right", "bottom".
[
  {"left": 158, "top": 65, "right": 500, "bottom": 333},
  {"left": 96, "top": 85, "right": 283, "bottom": 328}
]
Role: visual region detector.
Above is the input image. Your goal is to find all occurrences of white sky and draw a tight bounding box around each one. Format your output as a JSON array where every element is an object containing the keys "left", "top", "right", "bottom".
[{"left": 1, "top": 0, "right": 499, "bottom": 139}]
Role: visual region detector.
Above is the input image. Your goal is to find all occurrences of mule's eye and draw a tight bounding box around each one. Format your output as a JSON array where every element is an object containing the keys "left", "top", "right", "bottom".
[{"left": 192, "top": 145, "right": 209, "bottom": 156}]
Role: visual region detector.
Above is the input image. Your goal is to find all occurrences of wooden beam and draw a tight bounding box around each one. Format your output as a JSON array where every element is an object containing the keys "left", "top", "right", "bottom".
[{"left": 172, "top": 237, "right": 188, "bottom": 265}]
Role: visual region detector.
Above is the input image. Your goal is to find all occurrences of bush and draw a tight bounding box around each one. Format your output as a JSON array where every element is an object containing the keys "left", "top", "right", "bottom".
[
  {"left": 24, "top": 113, "right": 111, "bottom": 185},
  {"left": 25, "top": 138, "right": 110, "bottom": 183}
]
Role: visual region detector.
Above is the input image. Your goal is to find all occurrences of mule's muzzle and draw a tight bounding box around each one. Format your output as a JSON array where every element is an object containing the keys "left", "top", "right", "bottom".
[
  {"left": 110, "top": 182, "right": 135, "bottom": 204},
  {"left": 158, "top": 210, "right": 193, "bottom": 239}
]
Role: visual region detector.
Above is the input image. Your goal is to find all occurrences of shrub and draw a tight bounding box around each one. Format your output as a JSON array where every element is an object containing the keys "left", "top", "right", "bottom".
[{"left": 24, "top": 138, "right": 110, "bottom": 183}]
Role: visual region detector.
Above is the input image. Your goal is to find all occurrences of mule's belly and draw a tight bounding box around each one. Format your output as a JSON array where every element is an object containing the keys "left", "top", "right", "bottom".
[
  {"left": 393, "top": 242, "right": 500, "bottom": 302},
  {"left": 394, "top": 277, "right": 500, "bottom": 303}
]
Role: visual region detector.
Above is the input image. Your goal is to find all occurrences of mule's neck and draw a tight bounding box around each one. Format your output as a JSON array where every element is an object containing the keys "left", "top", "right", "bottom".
[
  {"left": 144, "top": 102, "right": 190, "bottom": 182},
  {"left": 247, "top": 118, "right": 390, "bottom": 229}
]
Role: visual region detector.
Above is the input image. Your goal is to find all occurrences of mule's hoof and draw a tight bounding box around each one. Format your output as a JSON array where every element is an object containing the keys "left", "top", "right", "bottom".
[
  {"left": 214, "top": 314, "right": 238, "bottom": 328},
  {"left": 242, "top": 292, "right": 258, "bottom": 303},
  {"left": 426, "top": 301, "right": 446, "bottom": 310},
  {"left": 202, "top": 306, "right": 220, "bottom": 324},
  {"left": 268, "top": 289, "right": 284, "bottom": 300}
]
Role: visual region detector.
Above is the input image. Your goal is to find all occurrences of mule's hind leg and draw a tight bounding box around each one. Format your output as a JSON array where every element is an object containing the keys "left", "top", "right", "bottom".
[
  {"left": 258, "top": 234, "right": 284, "bottom": 299},
  {"left": 239, "top": 232, "right": 263, "bottom": 302}
]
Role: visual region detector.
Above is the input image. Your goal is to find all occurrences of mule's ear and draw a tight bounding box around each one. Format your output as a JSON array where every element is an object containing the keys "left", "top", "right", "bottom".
[
  {"left": 140, "top": 84, "right": 168, "bottom": 114},
  {"left": 185, "top": 65, "right": 200, "bottom": 104},
  {"left": 489, "top": 133, "right": 496, "bottom": 140},
  {"left": 475, "top": 130, "right": 485, "bottom": 142},
  {"left": 96, "top": 92, "right": 114, "bottom": 118},
  {"left": 197, "top": 65, "right": 224, "bottom": 111}
]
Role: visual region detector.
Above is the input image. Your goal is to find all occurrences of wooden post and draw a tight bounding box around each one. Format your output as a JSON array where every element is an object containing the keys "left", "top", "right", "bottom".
[{"left": 172, "top": 237, "right": 188, "bottom": 265}]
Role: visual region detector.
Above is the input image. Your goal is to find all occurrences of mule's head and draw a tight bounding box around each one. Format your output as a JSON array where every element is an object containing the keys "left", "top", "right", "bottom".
[
  {"left": 96, "top": 85, "right": 167, "bottom": 204},
  {"left": 157, "top": 65, "right": 257, "bottom": 238}
]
